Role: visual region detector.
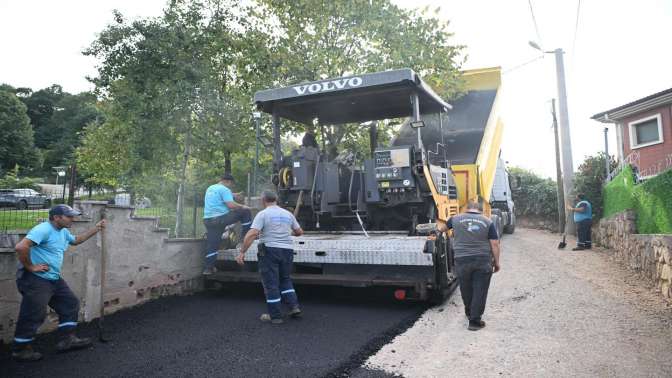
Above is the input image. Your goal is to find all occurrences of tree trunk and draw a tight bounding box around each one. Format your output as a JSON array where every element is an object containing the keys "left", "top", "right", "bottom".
[
  {"left": 175, "top": 122, "right": 192, "bottom": 238},
  {"left": 224, "top": 151, "right": 232, "bottom": 175}
]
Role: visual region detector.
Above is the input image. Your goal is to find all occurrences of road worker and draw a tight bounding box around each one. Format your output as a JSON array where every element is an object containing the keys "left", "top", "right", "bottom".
[{"left": 236, "top": 190, "right": 303, "bottom": 324}]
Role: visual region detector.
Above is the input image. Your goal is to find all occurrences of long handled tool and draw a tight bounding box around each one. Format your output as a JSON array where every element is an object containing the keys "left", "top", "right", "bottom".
[
  {"left": 558, "top": 211, "right": 567, "bottom": 249},
  {"left": 98, "top": 208, "right": 110, "bottom": 342}
]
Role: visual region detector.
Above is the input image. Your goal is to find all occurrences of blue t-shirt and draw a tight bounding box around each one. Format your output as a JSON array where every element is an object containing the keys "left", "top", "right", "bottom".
[
  {"left": 24, "top": 222, "right": 76, "bottom": 280},
  {"left": 574, "top": 200, "right": 592, "bottom": 222},
  {"left": 203, "top": 183, "right": 234, "bottom": 219}
]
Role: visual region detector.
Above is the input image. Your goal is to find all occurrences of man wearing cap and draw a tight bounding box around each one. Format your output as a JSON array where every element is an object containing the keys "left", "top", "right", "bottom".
[
  {"left": 236, "top": 190, "right": 304, "bottom": 324},
  {"left": 437, "top": 201, "right": 501, "bottom": 331},
  {"left": 202, "top": 173, "right": 253, "bottom": 275},
  {"left": 11, "top": 204, "right": 106, "bottom": 361}
]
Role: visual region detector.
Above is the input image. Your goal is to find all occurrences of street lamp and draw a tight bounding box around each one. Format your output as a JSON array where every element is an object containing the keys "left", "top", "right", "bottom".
[
  {"left": 252, "top": 111, "right": 262, "bottom": 197},
  {"left": 529, "top": 41, "right": 576, "bottom": 235}
]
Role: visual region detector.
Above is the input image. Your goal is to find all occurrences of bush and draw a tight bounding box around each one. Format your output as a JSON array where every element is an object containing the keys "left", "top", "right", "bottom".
[
  {"left": 0, "top": 165, "right": 40, "bottom": 190},
  {"left": 603, "top": 165, "right": 672, "bottom": 234},
  {"left": 509, "top": 167, "right": 559, "bottom": 221},
  {"left": 574, "top": 152, "right": 617, "bottom": 219}
]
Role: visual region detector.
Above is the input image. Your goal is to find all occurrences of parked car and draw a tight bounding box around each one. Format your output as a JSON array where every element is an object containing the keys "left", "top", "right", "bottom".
[{"left": 0, "top": 189, "right": 52, "bottom": 209}]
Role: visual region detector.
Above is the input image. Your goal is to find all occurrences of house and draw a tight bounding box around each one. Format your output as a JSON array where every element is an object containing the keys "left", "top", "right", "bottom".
[{"left": 592, "top": 88, "right": 672, "bottom": 178}]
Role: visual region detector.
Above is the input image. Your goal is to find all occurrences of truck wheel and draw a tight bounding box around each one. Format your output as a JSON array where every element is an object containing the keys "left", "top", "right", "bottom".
[
  {"left": 504, "top": 223, "right": 516, "bottom": 234},
  {"left": 491, "top": 209, "right": 503, "bottom": 236},
  {"left": 429, "top": 235, "right": 454, "bottom": 305},
  {"left": 17, "top": 200, "right": 28, "bottom": 210}
]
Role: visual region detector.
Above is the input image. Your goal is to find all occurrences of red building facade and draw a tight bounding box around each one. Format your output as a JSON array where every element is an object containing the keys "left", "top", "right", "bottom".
[{"left": 593, "top": 89, "right": 672, "bottom": 178}]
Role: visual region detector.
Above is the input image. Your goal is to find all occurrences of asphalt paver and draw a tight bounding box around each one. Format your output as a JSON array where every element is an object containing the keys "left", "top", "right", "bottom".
[{"left": 1, "top": 285, "right": 425, "bottom": 378}]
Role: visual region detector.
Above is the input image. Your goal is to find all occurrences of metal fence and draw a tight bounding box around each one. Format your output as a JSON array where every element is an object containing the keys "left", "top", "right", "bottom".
[
  {"left": 0, "top": 187, "right": 64, "bottom": 234},
  {"left": 0, "top": 186, "right": 208, "bottom": 239},
  {"left": 607, "top": 151, "right": 672, "bottom": 184}
]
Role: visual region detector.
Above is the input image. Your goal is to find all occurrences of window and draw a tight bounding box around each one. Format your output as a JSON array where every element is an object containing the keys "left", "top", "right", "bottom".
[{"left": 629, "top": 114, "right": 663, "bottom": 149}]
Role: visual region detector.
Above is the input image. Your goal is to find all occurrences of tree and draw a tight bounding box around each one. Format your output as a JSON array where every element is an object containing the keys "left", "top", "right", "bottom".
[
  {"left": 83, "top": 0, "right": 260, "bottom": 233},
  {"left": 0, "top": 90, "right": 38, "bottom": 173},
  {"left": 509, "top": 167, "right": 559, "bottom": 222},
  {"left": 252, "top": 0, "right": 465, "bottom": 149},
  {"left": 574, "top": 152, "right": 618, "bottom": 219}
]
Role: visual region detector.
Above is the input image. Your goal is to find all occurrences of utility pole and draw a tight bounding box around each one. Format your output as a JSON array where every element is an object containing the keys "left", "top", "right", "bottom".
[
  {"left": 551, "top": 99, "right": 566, "bottom": 234},
  {"left": 253, "top": 112, "right": 261, "bottom": 197},
  {"left": 530, "top": 42, "right": 576, "bottom": 235},
  {"left": 604, "top": 127, "right": 610, "bottom": 178},
  {"left": 553, "top": 48, "right": 576, "bottom": 235}
]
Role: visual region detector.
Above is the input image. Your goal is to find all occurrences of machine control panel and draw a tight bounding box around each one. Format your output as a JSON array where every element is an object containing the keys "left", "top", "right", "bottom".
[{"left": 373, "top": 147, "right": 414, "bottom": 190}]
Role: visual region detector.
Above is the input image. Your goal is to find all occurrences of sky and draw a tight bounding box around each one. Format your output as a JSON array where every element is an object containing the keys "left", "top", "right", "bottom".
[{"left": 1, "top": 0, "right": 671, "bottom": 178}]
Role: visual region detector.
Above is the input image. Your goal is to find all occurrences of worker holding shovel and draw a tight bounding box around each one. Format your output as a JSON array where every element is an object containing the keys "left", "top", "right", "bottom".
[
  {"left": 11, "top": 205, "right": 106, "bottom": 362},
  {"left": 566, "top": 193, "right": 593, "bottom": 251}
]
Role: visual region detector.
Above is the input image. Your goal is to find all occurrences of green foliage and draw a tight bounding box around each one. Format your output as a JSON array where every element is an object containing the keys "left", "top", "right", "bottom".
[
  {"left": 634, "top": 170, "right": 672, "bottom": 234},
  {"left": 254, "top": 0, "right": 464, "bottom": 153},
  {"left": 0, "top": 166, "right": 40, "bottom": 190},
  {"left": 602, "top": 165, "right": 636, "bottom": 218},
  {"left": 509, "top": 167, "right": 558, "bottom": 221},
  {"left": 603, "top": 165, "right": 672, "bottom": 234},
  {"left": 0, "top": 90, "right": 39, "bottom": 173},
  {"left": 573, "top": 152, "right": 617, "bottom": 218}
]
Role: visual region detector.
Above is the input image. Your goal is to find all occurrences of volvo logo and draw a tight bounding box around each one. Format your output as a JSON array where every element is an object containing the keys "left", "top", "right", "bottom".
[{"left": 292, "top": 77, "right": 363, "bottom": 95}]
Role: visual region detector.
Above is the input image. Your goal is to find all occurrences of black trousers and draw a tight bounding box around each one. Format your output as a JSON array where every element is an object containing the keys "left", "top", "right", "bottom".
[
  {"left": 455, "top": 256, "right": 493, "bottom": 324},
  {"left": 202, "top": 208, "right": 253, "bottom": 268},
  {"left": 13, "top": 269, "right": 79, "bottom": 347},
  {"left": 577, "top": 219, "right": 592, "bottom": 248}
]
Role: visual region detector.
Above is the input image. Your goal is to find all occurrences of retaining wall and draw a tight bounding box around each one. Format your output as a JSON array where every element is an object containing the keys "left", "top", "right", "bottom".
[
  {"left": 0, "top": 201, "right": 205, "bottom": 344},
  {"left": 595, "top": 210, "right": 672, "bottom": 300}
]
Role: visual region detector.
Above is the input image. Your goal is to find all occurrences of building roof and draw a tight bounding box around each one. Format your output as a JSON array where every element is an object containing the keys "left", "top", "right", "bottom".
[{"left": 592, "top": 87, "right": 672, "bottom": 123}]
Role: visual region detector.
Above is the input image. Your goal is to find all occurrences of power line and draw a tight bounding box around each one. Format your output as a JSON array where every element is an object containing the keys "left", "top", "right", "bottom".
[
  {"left": 571, "top": 0, "right": 581, "bottom": 53},
  {"left": 502, "top": 55, "right": 544, "bottom": 75},
  {"left": 528, "top": 0, "right": 543, "bottom": 45}
]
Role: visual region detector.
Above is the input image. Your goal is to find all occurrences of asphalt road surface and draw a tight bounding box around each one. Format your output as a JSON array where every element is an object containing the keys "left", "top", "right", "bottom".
[{"left": 1, "top": 285, "right": 425, "bottom": 378}]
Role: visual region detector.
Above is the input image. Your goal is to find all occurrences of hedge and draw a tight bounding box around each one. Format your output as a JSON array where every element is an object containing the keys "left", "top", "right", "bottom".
[{"left": 603, "top": 165, "right": 672, "bottom": 234}]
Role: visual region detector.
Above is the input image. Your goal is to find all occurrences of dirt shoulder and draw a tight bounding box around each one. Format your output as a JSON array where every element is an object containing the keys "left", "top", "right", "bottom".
[{"left": 364, "top": 228, "right": 672, "bottom": 377}]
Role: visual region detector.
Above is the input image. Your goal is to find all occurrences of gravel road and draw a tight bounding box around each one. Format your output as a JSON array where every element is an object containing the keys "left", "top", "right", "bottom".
[{"left": 364, "top": 228, "right": 672, "bottom": 377}]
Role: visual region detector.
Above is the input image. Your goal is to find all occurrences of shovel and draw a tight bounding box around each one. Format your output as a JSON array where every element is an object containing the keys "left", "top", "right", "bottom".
[{"left": 558, "top": 233, "right": 567, "bottom": 249}]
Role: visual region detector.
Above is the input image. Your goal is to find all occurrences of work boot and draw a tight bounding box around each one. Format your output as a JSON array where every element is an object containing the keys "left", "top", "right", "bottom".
[
  {"left": 11, "top": 344, "right": 43, "bottom": 362},
  {"left": 202, "top": 266, "right": 217, "bottom": 275},
  {"left": 289, "top": 307, "right": 303, "bottom": 319},
  {"left": 56, "top": 334, "right": 92, "bottom": 353},
  {"left": 260, "top": 313, "right": 283, "bottom": 324},
  {"left": 467, "top": 320, "right": 486, "bottom": 331},
  {"left": 571, "top": 246, "right": 585, "bottom": 251}
]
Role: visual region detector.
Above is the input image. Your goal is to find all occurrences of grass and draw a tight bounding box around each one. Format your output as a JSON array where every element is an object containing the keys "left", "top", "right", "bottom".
[{"left": 0, "top": 209, "right": 49, "bottom": 231}]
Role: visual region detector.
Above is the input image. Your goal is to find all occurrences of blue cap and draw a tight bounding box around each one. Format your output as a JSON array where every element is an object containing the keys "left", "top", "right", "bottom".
[{"left": 49, "top": 204, "right": 82, "bottom": 217}]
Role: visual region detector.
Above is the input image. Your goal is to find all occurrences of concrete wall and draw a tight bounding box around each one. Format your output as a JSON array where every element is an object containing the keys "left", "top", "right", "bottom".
[
  {"left": 595, "top": 210, "right": 672, "bottom": 300},
  {"left": 0, "top": 201, "right": 205, "bottom": 344}
]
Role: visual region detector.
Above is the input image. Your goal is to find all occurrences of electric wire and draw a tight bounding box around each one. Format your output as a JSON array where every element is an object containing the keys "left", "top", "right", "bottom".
[
  {"left": 528, "top": 0, "right": 543, "bottom": 46},
  {"left": 571, "top": 0, "right": 581, "bottom": 54}
]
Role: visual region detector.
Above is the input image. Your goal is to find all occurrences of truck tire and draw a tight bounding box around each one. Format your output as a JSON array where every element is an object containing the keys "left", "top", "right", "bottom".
[
  {"left": 429, "top": 235, "right": 455, "bottom": 305},
  {"left": 491, "top": 209, "right": 504, "bottom": 236},
  {"left": 503, "top": 223, "right": 516, "bottom": 234}
]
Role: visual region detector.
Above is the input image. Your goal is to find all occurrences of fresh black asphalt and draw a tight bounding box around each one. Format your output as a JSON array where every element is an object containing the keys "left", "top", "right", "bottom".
[{"left": 1, "top": 285, "right": 425, "bottom": 377}]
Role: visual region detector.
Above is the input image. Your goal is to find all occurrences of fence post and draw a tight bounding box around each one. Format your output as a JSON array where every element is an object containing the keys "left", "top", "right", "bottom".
[{"left": 192, "top": 192, "right": 198, "bottom": 238}]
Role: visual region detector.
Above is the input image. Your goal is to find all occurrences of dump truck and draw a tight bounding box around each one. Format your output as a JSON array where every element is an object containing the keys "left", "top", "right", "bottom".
[{"left": 207, "top": 67, "right": 512, "bottom": 302}]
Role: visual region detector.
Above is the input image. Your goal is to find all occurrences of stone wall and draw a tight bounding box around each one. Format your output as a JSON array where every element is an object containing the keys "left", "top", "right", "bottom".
[
  {"left": 595, "top": 210, "right": 672, "bottom": 300},
  {"left": 0, "top": 201, "right": 205, "bottom": 344}
]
